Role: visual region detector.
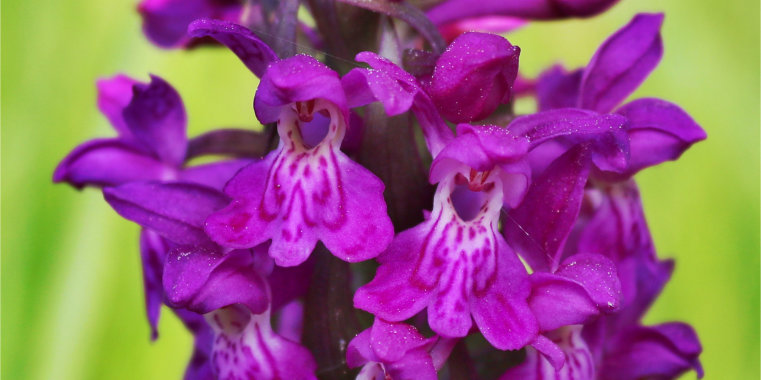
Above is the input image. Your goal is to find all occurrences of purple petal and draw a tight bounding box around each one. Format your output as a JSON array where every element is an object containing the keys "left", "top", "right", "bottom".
[
  {"left": 254, "top": 55, "right": 347, "bottom": 124},
  {"left": 500, "top": 326, "right": 595, "bottom": 379},
  {"left": 507, "top": 108, "right": 628, "bottom": 152},
  {"left": 535, "top": 65, "right": 582, "bottom": 111},
  {"left": 354, "top": 224, "right": 436, "bottom": 321},
  {"left": 179, "top": 159, "right": 252, "bottom": 191},
  {"left": 429, "top": 124, "right": 531, "bottom": 207},
  {"left": 53, "top": 138, "right": 172, "bottom": 189},
  {"left": 139, "top": 229, "right": 170, "bottom": 340},
  {"left": 138, "top": 0, "right": 242, "bottom": 48},
  {"left": 504, "top": 144, "right": 592, "bottom": 272},
  {"left": 336, "top": 0, "right": 446, "bottom": 53},
  {"left": 555, "top": 253, "right": 622, "bottom": 312},
  {"left": 96, "top": 74, "right": 139, "bottom": 137},
  {"left": 613, "top": 98, "right": 706, "bottom": 177},
  {"left": 472, "top": 285, "right": 537, "bottom": 350},
  {"left": 528, "top": 273, "right": 599, "bottom": 331},
  {"left": 428, "top": 32, "right": 520, "bottom": 123},
  {"left": 600, "top": 323, "right": 703, "bottom": 380},
  {"left": 268, "top": 257, "right": 314, "bottom": 310},
  {"left": 438, "top": 16, "right": 527, "bottom": 43},
  {"left": 174, "top": 308, "right": 215, "bottom": 380},
  {"left": 427, "top": 0, "right": 620, "bottom": 23},
  {"left": 370, "top": 319, "right": 429, "bottom": 362},
  {"left": 346, "top": 329, "right": 376, "bottom": 368},
  {"left": 188, "top": 19, "right": 278, "bottom": 77},
  {"left": 579, "top": 13, "right": 664, "bottom": 113},
  {"left": 123, "top": 75, "right": 188, "bottom": 166},
  {"left": 104, "top": 181, "right": 229, "bottom": 245},
  {"left": 164, "top": 246, "right": 269, "bottom": 314},
  {"left": 206, "top": 141, "right": 393, "bottom": 266},
  {"left": 274, "top": 300, "right": 303, "bottom": 342},
  {"left": 385, "top": 347, "right": 437, "bottom": 380},
  {"left": 206, "top": 305, "right": 318, "bottom": 379},
  {"left": 344, "top": 52, "right": 454, "bottom": 156}
]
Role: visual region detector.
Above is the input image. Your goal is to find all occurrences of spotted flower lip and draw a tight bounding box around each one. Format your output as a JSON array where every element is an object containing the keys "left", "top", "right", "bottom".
[
  {"left": 355, "top": 124, "right": 538, "bottom": 350},
  {"left": 204, "top": 55, "right": 394, "bottom": 267}
]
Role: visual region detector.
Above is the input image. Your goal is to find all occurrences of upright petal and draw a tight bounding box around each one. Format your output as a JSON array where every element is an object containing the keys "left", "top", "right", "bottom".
[
  {"left": 578, "top": 13, "right": 664, "bottom": 113},
  {"left": 428, "top": 32, "right": 520, "bottom": 123},
  {"left": 505, "top": 144, "right": 592, "bottom": 272},
  {"left": 188, "top": 19, "right": 279, "bottom": 77},
  {"left": 123, "top": 75, "right": 188, "bottom": 167}
]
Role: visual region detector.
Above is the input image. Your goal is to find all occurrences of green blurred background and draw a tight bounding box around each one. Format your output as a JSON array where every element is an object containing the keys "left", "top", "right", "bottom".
[{"left": 2, "top": 0, "right": 758, "bottom": 378}]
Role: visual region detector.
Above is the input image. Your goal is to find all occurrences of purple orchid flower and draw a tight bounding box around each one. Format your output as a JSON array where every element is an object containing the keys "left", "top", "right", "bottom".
[
  {"left": 53, "top": 74, "right": 251, "bottom": 340},
  {"left": 204, "top": 54, "right": 394, "bottom": 267},
  {"left": 535, "top": 13, "right": 706, "bottom": 179},
  {"left": 355, "top": 123, "right": 538, "bottom": 349},
  {"left": 427, "top": 32, "right": 521, "bottom": 124},
  {"left": 346, "top": 318, "right": 456, "bottom": 380},
  {"left": 138, "top": 0, "right": 243, "bottom": 48},
  {"left": 500, "top": 325, "right": 595, "bottom": 380}
]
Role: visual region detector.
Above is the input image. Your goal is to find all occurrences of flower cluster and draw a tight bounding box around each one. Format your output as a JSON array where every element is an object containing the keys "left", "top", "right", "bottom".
[{"left": 55, "top": 1, "right": 705, "bottom": 379}]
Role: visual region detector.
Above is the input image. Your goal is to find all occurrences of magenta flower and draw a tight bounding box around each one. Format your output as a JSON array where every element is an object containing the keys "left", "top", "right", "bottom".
[
  {"left": 355, "top": 123, "right": 538, "bottom": 349},
  {"left": 51, "top": 3, "right": 709, "bottom": 377},
  {"left": 205, "top": 54, "right": 394, "bottom": 266}
]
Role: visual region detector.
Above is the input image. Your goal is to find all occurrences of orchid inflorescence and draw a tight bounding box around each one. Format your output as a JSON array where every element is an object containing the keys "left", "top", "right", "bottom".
[{"left": 54, "top": 0, "right": 706, "bottom": 379}]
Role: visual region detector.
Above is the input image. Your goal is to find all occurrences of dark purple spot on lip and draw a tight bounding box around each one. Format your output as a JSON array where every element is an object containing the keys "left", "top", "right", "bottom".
[
  {"left": 229, "top": 212, "right": 252, "bottom": 233},
  {"left": 303, "top": 165, "right": 311, "bottom": 177}
]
